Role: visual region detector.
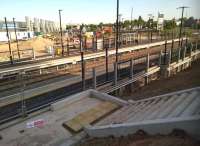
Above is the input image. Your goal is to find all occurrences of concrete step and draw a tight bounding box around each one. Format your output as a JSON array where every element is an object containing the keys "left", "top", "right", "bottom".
[
  {"left": 193, "top": 103, "right": 200, "bottom": 116},
  {"left": 96, "top": 105, "right": 131, "bottom": 125},
  {"left": 118, "top": 101, "right": 149, "bottom": 123},
  {"left": 126, "top": 98, "right": 162, "bottom": 122},
  {"left": 167, "top": 91, "right": 198, "bottom": 118},
  {"left": 156, "top": 93, "right": 188, "bottom": 119},
  {"left": 145, "top": 95, "right": 178, "bottom": 120},
  {"left": 97, "top": 102, "right": 141, "bottom": 125},
  {"left": 136, "top": 97, "right": 171, "bottom": 121},
  {"left": 180, "top": 93, "right": 200, "bottom": 117}
]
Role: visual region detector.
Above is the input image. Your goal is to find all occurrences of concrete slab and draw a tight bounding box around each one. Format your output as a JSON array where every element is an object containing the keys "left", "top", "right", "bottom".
[{"left": 0, "top": 89, "right": 123, "bottom": 146}]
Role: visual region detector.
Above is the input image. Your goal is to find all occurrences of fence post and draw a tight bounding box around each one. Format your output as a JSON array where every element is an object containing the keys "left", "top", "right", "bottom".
[
  {"left": 32, "top": 48, "right": 36, "bottom": 60},
  {"left": 114, "top": 62, "right": 118, "bottom": 86},
  {"left": 159, "top": 50, "right": 162, "bottom": 66},
  {"left": 145, "top": 53, "right": 150, "bottom": 85},
  {"left": 102, "top": 35, "right": 104, "bottom": 50},
  {"left": 195, "top": 42, "right": 198, "bottom": 52},
  {"left": 163, "top": 40, "right": 167, "bottom": 65},
  {"left": 178, "top": 48, "right": 181, "bottom": 62},
  {"left": 52, "top": 47, "right": 55, "bottom": 58},
  {"left": 105, "top": 47, "right": 109, "bottom": 81},
  {"left": 130, "top": 59, "right": 134, "bottom": 79},
  {"left": 168, "top": 49, "right": 172, "bottom": 77},
  {"left": 93, "top": 68, "right": 96, "bottom": 89},
  {"left": 168, "top": 49, "right": 171, "bottom": 65},
  {"left": 81, "top": 52, "right": 85, "bottom": 91},
  {"left": 190, "top": 43, "right": 193, "bottom": 57},
  {"left": 183, "top": 46, "right": 186, "bottom": 60},
  {"left": 96, "top": 35, "right": 98, "bottom": 51}
]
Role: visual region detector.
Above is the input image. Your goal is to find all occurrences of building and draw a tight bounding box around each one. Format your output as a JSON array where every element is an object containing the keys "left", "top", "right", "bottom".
[
  {"left": 157, "top": 12, "right": 164, "bottom": 31},
  {"left": 0, "top": 19, "right": 34, "bottom": 42},
  {"left": 0, "top": 16, "right": 65, "bottom": 41},
  {"left": 33, "top": 18, "right": 40, "bottom": 32}
]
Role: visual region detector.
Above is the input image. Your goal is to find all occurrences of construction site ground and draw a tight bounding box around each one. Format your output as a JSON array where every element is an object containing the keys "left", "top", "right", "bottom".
[
  {"left": 0, "top": 37, "right": 54, "bottom": 56},
  {"left": 121, "top": 59, "right": 200, "bottom": 101},
  {"left": 77, "top": 130, "right": 200, "bottom": 146}
]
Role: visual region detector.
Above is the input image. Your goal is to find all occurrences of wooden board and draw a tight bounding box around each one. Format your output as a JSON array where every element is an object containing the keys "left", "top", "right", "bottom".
[{"left": 63, "top": 101, "right": 119, "bottom": 132}]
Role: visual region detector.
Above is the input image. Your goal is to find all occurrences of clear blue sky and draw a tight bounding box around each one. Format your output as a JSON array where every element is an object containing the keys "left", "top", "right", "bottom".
[{"left": 0, "top": 0, "right": 199, "bottom": 24}]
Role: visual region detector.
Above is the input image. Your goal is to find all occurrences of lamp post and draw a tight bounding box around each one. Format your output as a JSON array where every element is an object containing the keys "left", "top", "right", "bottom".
[
  {"left": 148, "top": 14, "right": 153, "bottom": 43},
  {"left": 59, "top": 9, "right": 64, "bottom": 56},
  {"left": 80, "top": 24, "right": 86, "bottom": 90},
  {"left": 13, "top": 18, "right": 20, "bottom": 59},
  {"left": 177, "top": 6, "right": 189, "bottom": 47},
  {"left": 116, "top": 0, "right": 119, "bottom": 63},
  {"left": 131, "top": 7, "right": 133, "bottom": 30}
]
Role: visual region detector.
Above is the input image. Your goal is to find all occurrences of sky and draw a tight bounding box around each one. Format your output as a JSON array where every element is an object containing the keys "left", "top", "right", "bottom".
[{"left": 0, "top": 0, "right": 199, "bottom": 24}]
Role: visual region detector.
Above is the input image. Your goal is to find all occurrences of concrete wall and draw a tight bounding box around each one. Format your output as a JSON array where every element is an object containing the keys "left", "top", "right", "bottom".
[{"left": 85, "top": 116, "right": 200, "bottom": 140}]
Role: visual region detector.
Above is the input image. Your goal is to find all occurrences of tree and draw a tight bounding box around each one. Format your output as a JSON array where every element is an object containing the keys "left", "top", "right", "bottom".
[
  {"left": 184, "top": 17, "right": 196, "bottom": 28},
  {"left": 123, "top": 20, "right": 131, "bottom": 29},
  {"left": 98, "top": 22, "right": 104, "bottom": 29},
  {"left": 164, "top": 19, "right": 177, "bottom": 30},
  {"left": 88, "top": 24, "right": 97, "bottom": 32},
  {"left": 138, "top": 16, "right": 145, "bottom": 28}
]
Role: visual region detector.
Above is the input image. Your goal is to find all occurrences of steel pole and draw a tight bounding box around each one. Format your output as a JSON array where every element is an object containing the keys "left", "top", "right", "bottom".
[
  {"left": 105, "top": 47, "right": 108, "bottom": 81},
  {"left": 171, "top": 31, "right": 174, "bottom": 62},
  {"left": 5, "top": 17, "right": 13, "bottom": 64},
  {"left": 13, "top": 18, "right": 20, "bottom": 59},
  {"left": 80, "top": 25, "right": 83, "bottom": 52},
  {"left": 177, "top": 6, "right": 189, "bottom": 47},
  {"left": 131, "top": 7, "right": 133, "bottom": 30},
  {"left": 81, "top": 51, "right": 85, "bottom": 90},
  {"left": 115, "top": 0, "right": 119, "bottom": 63},
  {"left": 164, "top": 39, "right": 167, "bottom": 65},
  {"left": 179, "top": 8, "right": 184, "bottom": 47},
  {"left": 59, "top": 10, "right": 64, "bottom": 56}
]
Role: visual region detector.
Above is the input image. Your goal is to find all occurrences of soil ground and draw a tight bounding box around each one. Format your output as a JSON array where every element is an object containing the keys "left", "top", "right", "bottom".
[
  {"left": 122, "top": 59, "right": 200, "bottom": 101},
  {"left": 0, "top": 37, "right": 54, "bottom": 55},
  {"left": 77, "top": 130, "right": 200, "bottom": 146}
]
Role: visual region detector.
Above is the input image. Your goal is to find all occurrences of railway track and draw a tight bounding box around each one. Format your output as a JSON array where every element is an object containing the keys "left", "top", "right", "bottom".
[
  {"left": 0, "top": 41, "right": 180, "bottom": 93},
  {"left": 0, "top": 63, "right": 147, "bottom": 124},
  {"left": 0, "top": 39, "right": 192, "bottom": 124}
]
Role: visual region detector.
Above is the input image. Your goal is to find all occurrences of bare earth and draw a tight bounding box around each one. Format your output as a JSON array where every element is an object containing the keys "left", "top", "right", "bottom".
[
  {"left": 78, "top": 130, "right": 200, "bottom": 146},
  {"left": 0, "top": 37, "right": 53, "bottom": 56},
  {"left": 122, "top": 59, "right": 200, "bottom": 100}
]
